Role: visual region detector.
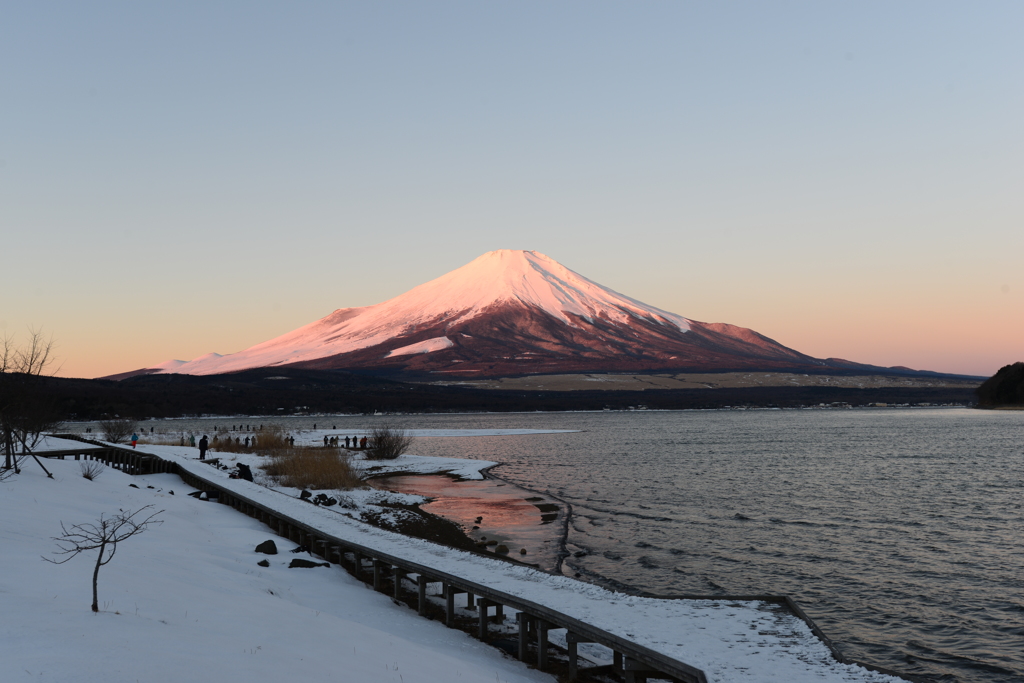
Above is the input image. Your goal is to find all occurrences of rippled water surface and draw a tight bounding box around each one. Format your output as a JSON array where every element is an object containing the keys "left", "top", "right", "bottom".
[
  {"left": 386, "top": 409, "right": 1024, "bottom": 683},
  {"left": 109, "top": 408, "right": 1022, "bottom": 682}
]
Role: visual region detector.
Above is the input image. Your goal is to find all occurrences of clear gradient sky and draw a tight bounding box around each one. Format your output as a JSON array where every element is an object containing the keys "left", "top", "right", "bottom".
[{"left": 2, "top": 2, "right": 1021, "bottom": 379}]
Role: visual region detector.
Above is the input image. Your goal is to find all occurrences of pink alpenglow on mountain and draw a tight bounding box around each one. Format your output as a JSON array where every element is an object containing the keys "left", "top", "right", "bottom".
[{"left": 136, "top": 250, "right": 823, "bottom": 377}]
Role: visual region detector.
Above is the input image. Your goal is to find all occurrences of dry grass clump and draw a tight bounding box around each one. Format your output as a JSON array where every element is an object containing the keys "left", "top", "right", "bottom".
[
  {"left": 262, "top": 448, "right": 362, "bottom": 490},
  {"left": 80, "top": 461, "right": 105, "bottom": 480},
  {"left": 213, "top": 425, "right": 291, "bottom": 454}
]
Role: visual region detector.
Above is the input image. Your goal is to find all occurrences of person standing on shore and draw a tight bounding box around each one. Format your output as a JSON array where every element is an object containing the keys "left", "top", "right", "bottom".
[
  {"left": 130, "top": 432, "right": 138, "bottom": 449},
  {"left": 199, "top": 435, "right": 208, "bottom": 460}
]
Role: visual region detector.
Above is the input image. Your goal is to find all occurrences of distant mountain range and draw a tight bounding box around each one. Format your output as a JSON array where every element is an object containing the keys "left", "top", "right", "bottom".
[{"left": 108, "top": 250, "right": 957, "bottom": 380}]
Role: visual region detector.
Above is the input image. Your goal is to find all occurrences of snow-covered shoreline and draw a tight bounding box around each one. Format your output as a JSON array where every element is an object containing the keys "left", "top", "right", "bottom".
[
  {"left": 165, "top": 444, "right": 907, "bottom": 682},
  {"left": 5, "top": 439, "right": 910, "bottom": 682}
]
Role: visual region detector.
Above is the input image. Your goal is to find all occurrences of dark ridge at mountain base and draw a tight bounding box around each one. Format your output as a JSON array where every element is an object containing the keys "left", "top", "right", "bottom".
[
  {"left": 975, "top": 362, "right": 1024, "bottom": 407},
  {"left": 45, "top": 369, "right": 976, "bottom": 420}
]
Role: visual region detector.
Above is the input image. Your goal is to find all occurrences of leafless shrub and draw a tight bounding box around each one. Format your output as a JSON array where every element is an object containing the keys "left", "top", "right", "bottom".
[
  {"left": 262, "top": 448, "right": 362, "bottom": 490},
  {"left": 365, "top": 424, "right": 413, "bottom": 461},
  {"left": 79, "top": 461, "right": 105, "bottom": 481},
  {"left": 99, "top": 418, "right": 137, "bottom": 444},
  {"left": 43, "top": 505, "right": 163, "bottom": 612}
]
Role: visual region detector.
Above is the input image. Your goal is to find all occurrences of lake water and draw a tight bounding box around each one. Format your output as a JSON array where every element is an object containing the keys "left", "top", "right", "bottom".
[
  {"left": 80, "top": 408, "right": 1023, "bottom": 682},
  {"left": 372, "top": 409, "right": 1024, "bottom": 683}
]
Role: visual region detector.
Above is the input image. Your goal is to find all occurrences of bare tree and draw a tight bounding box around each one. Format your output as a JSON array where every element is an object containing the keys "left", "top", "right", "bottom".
[
  {"left": 43, "top": 506, "right": 163, "bottom": 612},
  {"left": 366, "top": 424, "right": 413, "bottom": 460},
  {"left": 1, "top": 329, "right": 63, "bottom": 472},
  {"left": 99, "top": 418, "right": 137, "bottom": 444}
]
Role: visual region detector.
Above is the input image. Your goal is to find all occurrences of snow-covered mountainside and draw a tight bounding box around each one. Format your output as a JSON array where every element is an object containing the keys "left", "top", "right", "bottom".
[{"left": 130, "top": 250, "right": 836, "bottom": 377}]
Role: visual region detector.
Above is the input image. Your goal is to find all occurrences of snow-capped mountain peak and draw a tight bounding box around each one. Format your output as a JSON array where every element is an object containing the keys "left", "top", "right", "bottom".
[
  {"left": 366, "top": 249, "right": 692, "bottom": 330},
  {"left": 136, "top": 250, "right": 812, "bottom": 377}
]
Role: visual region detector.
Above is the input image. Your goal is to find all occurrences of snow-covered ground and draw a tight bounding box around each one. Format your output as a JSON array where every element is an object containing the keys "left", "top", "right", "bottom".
[
  {"left": 149, "top": 446, "right": 907, "bottom": 682},
  {"left": 0, "top": 458, "right": 553, "bottom": 683},
  {"left": 6, "top": 441, "right": 908, "bottom": 683}
]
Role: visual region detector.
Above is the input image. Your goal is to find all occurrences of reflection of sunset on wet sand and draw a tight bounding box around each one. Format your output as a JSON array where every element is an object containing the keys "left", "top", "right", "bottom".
[{"left": 371, "top": 474, "right": 566, "bottom": 571}]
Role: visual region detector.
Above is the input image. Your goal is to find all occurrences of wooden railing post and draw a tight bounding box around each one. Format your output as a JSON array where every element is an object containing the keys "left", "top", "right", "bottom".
[
  {"left": 566, "top": 632, "right": 595, "bottom": 681},
  {"left": 477, "top": 599, "right": 491, "bottom": 639},
  {"left": 417, "top": 575, "right": 428, "bottom": 616},
  {"left": 393, "top": 567, "right": 404, "bottom": 600},
  {"left": 517, "top": 612, "right": 530, "bottom": 660},
  {"left": 372, "top": 559, "right": 383, "bottom": 591},
  {"left": 537, "top": 620, "right": 549, "bottom": 669},
  {"left": 445, "top": 584, "right": 455, "bottom": 627}
]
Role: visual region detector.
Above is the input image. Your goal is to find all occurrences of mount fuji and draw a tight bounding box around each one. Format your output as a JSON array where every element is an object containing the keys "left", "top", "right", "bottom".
[{"left": 122, "top": 250, "right": 867, "bottom": 379}]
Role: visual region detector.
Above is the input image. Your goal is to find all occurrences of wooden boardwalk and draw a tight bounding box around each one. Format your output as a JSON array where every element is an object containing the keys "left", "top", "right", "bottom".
[
  {"left": 31, "top": 437, "right": 176, "bottom": 475},
  {"left": 38, "top": 436, "right": 912, "bottom": 683}
]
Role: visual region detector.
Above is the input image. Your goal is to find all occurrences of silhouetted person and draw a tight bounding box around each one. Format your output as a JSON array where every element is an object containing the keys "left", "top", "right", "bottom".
[
  {"left": 360, "top": 436, "right": 367, "bottom": 449},
  {"left": 199, "top": 435, "right": 208, "bottom": 460},
  {"left": 345, "top": 436, "right": 351, "bottom": 448}
]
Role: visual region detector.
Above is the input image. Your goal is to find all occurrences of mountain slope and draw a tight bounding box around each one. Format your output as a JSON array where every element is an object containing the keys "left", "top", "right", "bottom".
[{"left": 131, "top": 250, "right": 845, "bottom": 378}]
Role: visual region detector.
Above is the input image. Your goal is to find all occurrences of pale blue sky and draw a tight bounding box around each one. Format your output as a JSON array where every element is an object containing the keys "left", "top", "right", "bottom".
[{"left": 2, "top": 2, "right": 1021, "bottom": 377}]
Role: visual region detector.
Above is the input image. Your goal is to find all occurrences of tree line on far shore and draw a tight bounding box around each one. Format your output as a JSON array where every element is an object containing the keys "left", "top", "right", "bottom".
[{"left": 975, "top": 362, "right": 1024, "bottom": 407}]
